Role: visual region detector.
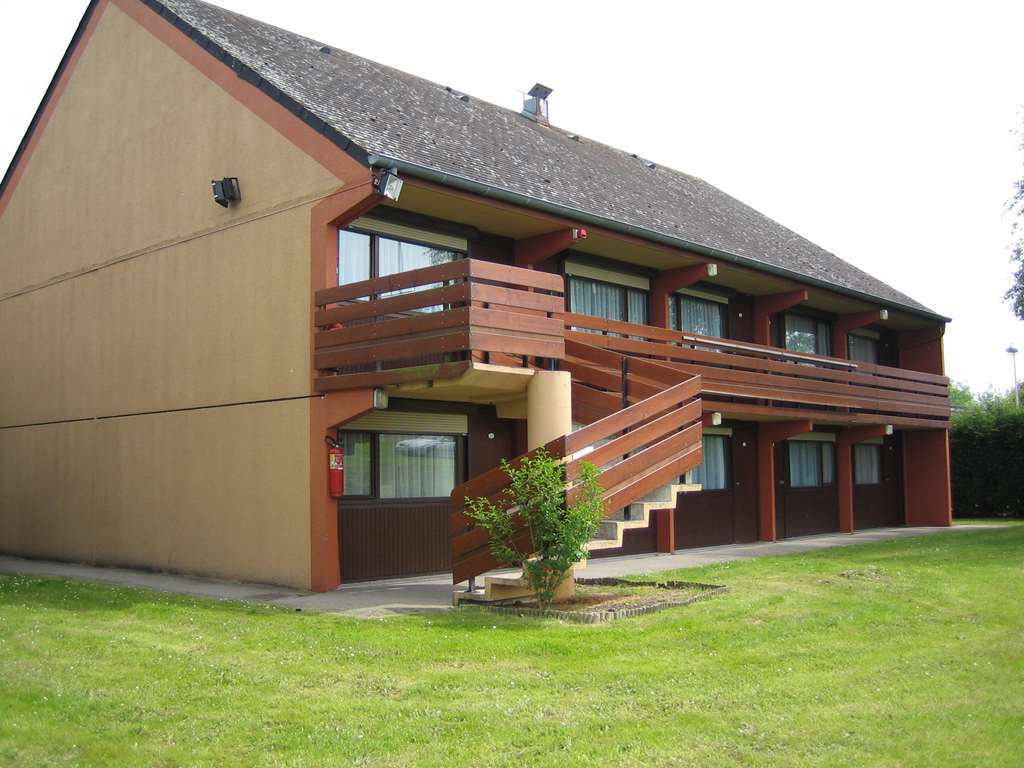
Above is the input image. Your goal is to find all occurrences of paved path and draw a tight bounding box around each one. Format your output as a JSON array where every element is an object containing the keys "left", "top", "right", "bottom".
[{"left": 0, "top": 524, "right": 1001, "bottom": 618}]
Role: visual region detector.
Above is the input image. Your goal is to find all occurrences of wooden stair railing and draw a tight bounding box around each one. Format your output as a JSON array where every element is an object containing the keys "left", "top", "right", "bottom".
[{"left": 449, "top": 371, "right": 703, "bottom": 584}]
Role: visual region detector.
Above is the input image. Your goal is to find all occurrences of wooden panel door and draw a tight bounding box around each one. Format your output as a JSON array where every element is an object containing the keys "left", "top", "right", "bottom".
[
  {"left": 854, "top": 435, "right": 904, "bottom": 529},
  {"left": 775, "top": 442, "right": 840, "bottom": 538}
]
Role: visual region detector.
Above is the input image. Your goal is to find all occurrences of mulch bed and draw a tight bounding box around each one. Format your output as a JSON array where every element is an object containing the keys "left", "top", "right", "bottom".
[{"left": 462, "top": 577, "right": 727, "bottom": 624}]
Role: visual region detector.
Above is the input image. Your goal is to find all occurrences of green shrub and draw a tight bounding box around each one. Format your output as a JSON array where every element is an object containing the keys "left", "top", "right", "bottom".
[
  {"left": 465, "top": 449, "right": 605, "bottom": 607},
  {"left": 951, "top": 397, "right": 1024, "bottom": 518}
]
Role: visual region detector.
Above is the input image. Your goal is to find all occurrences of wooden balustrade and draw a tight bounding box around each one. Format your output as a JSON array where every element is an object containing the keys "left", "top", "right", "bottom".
[
  {"left": 449, "top": 374, "right": 703, "bottom": 584},
  {"left": 313, "top": 260, "right": 565, "bottom": 391},
  {"left": 562, "top": 312, "right": 950, "bottom": 427}
]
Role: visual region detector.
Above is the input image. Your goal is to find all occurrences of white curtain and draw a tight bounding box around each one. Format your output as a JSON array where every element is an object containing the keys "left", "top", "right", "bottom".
[
  {"left": 679, "top": 296, "right": 723, "bottom": 337},
  {"left": 338, "top": 230, "right": 371, "bottom": 286},
  {"left": 789, "top": 441, "right": 822, "bottom": 487},
  {"left": 785, "top": 315, "right": 831, "bottom": 356},
  {"left": 378, "top": 434, "right": 456, "bottom": 498},
  {"left": 685, "top": 435, "right": 727, "bottom": 490},
  {"left": 626, "top": 288, "right": 648, "bottom": 325},
  {"left": 849, "top": 335, "right": 879, "bottom": 363},
  {"left": 570, "top": 277, "right": 625, "bottom": 321},
  {"left": 854, "top": 444, "right": 882, "bottom": 484},
  {"left": 376, "top": 236, "right": 457, "bottom": 310},
  {"left": 821, "top": 442, "right": 835, "bottom": 484},
  {"left": 340, "top": 432, "right": 372, "bottom": 495}
]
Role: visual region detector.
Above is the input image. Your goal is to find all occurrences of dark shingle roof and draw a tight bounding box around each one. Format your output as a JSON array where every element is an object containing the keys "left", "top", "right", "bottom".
[{"left": 150, "top": 0, "right": 942, "bottom": 319}]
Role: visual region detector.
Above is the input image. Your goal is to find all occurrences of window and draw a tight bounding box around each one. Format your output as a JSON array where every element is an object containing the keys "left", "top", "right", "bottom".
[
  {"left": 854, "top": 444, "right": 882, "bottom": 485},
  {"left": 788, "top": 440, "right": 835, "bottom": 488},
  {"left": 670, "top": 294, "right": 726, "bottom": 338},
  {"left": 784, "top": 313, "right": 831, "bottom": 356},
  {"left": 340, "top": 431, "right": 459, "bottom": 499},
  {"left": 848, "top": 333, "right": 879, "bottom": 364},
  {"left": 337, "top": 227, "right": 461, "bottom": 298},
  {"left": 568, "top": 276, "right": 648, "bottom": 326},
  {"left": 341, "top": 432, "right": 372, "bottom": 496},
  {"left": 685, "top": 435, "right": 729, "bottom": 490},
  {"left": 379, "top": 434, "right": 457, "bottom": 498}
]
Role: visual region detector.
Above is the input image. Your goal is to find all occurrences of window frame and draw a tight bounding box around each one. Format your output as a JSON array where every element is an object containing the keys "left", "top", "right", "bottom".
[
  {"left": 781, "top": 311, "right": 833, "bottom": 357},
  {"left": 671, "top": 293, "right": 729, "bottom": 339},
  {"left": 566, "top": 274, "right": 649, "bottom": 326},
  {"left": 853, "top": 443, "right": 883, "bottom": 486},
  {"left": 685, "top": 434, "right": 732, "bottom": 492},
  {"left": 338, "top": 429, "right": 466, "bottom": 501},
  {"left": 337, "top": 226, "right": 467, "bottom": 288},
  {"left": 848, "top": 331, "right": 880, "bottom": 364},
  {"left": 787, "top": 439, "right": 836, "bottom": 489}
]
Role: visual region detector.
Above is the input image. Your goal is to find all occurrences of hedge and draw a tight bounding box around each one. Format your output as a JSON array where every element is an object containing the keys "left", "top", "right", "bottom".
[{"left": 950, "top": 404, "right": 1024, "bottom": 518}]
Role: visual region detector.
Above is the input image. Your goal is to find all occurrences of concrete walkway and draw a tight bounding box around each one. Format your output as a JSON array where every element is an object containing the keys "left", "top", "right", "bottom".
[{"left": 0, "top": 524, "right": 1000, "bottom": 618}]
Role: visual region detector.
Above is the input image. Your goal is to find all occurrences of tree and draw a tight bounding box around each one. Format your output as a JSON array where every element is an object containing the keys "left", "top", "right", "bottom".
[
  {"left": 1006, "top": 108, "right": 1024, "bottom": 320},
  {"left": 465, "top": 449, "right": 605, "bottom": 608},
  {"left": 949, "top": 380, "right": 976, "bottom": 413}
]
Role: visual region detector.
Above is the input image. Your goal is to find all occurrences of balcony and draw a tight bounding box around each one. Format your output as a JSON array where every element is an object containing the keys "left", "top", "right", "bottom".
[
  {"left": 562, "top": 313, "right": 950, "bottom": 428},
  {"left": 313, "top": 259, "right": 565, "bottom": 393},
  {"left": 313, "top": 262, "right": 949, "bottom": 429}
]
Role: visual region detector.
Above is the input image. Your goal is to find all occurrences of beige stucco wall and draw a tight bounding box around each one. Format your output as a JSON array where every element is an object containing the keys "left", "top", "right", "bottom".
[
  {"left": 0, "top": 400, "right": 311, "bottom": 587},
  {"left": 0, "top": 2, "right": 353, "bottom": 588}
]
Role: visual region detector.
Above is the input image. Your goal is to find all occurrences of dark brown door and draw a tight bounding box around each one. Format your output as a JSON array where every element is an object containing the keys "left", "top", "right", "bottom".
[
  {"left": 731, "top": 425, "right": 759, "bottom": 542},
  {"left": 775, "top": 441, "right": 840, "bottom": 538},
  {"left": 854, "top": 436, "right": 904, "bottom": 529},
  {"left": 676, "top": 425, "right": 759, "bottom": 548}
]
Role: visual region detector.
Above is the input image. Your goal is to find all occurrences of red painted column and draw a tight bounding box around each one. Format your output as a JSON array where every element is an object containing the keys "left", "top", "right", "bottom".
[
  {"left": 650, "top": 263, "right": 717, "bottom": 328},
  {"left": 832, "top": 309, "right": 887, "bottom": 361},
  {"left": 756, "top": 420, "right": 813, "bottom": 541},
  {"left": 903, "top": 429, "right": 952, "bottom": 526},
  {"left": 752, "top": 289, "right": 808, "bottom": 346},
  {"left": 653, "top": 508, "right": 675, "bottom": 553},
  {"left": 837, "top": 425, "right": 889, "bottom": 533}
]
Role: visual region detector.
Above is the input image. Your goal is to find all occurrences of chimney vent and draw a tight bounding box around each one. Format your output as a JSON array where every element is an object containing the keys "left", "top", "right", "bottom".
[{"left": 522, "top": 83, "right": 553, "bottom": 125}]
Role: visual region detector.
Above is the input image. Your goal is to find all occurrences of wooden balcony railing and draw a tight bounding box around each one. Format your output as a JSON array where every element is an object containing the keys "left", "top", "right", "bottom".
[
  {"left": 314, "top": 260, "right": 565, "bottom": 391},
  {"left": 562, "top": 312, "right": 950, "bottom": 428}
]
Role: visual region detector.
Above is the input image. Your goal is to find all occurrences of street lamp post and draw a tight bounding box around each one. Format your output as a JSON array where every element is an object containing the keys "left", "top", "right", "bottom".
[{"left": 1009, "top": 345, "right": 1020, "bottom": 408}]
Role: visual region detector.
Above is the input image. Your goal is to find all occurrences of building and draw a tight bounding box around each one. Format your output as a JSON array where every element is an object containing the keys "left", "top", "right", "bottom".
[{"left": 0, "top": 0, "right": 951, "bottom": 592}]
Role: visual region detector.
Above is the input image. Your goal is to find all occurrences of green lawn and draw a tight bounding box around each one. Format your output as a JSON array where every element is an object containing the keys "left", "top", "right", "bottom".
[{"left": 2, "top": 525, "right": 1022, "bottom": 767}]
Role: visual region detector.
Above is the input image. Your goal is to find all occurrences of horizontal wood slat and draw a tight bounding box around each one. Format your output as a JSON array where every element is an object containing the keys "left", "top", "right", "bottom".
[
  {"left": 563, "top": 312, "right": 949, "bottom": 424},
  {"left": 315, "top": 259, "right": 565, "bottom": 392}
]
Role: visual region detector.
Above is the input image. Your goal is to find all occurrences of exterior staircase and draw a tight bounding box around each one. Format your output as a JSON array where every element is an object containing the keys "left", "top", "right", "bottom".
[
  {"left": 450, "top": 338, "right": 705, "bottom": 586},
  {"left": 587, "top": 481, "right": 701, "bottom": 553}
]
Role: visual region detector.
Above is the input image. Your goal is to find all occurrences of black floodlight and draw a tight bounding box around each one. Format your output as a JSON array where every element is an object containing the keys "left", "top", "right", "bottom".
[{"left": 211, "top": 177, "right": 241, "bottom": 207}]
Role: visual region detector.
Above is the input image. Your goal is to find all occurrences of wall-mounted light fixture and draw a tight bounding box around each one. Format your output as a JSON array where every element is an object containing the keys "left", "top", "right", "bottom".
[
  {"left": 373, "top": 169, "right": 404, "bottom": 201},
  {"left": 211, "top": 177, "right": 241, "bottom": 207}
]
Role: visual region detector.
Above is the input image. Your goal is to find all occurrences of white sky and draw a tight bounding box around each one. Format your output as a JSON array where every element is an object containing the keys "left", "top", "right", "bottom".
[{"left": 2, "top": 0, "right": 1022, "bottom": 392}]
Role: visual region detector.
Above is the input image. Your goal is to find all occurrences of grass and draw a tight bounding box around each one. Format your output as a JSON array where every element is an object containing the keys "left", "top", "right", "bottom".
[{"left": 1, "top": 524, "right": 1022, "bottom": 767}]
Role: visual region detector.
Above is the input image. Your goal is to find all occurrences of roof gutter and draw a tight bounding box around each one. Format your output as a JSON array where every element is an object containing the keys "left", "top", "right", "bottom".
[{"left": 367, "top": 154, "right": 950, "bottom": 324}]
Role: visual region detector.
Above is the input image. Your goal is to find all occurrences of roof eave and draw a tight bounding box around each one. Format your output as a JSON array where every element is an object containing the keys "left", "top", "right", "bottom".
[{"left": 367, "top": 153, "right": 951, "bottom": 325}]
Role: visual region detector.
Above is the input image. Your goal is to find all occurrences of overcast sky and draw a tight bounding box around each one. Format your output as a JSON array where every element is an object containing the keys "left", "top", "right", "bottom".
[{"left": 2, "top": 0, "right": 1022, "bottom": 392}]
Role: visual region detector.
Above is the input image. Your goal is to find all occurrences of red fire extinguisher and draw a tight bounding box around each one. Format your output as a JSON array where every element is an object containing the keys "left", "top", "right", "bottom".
[{"left": 327, "top": 436, "right": 344, "bottom": 498}]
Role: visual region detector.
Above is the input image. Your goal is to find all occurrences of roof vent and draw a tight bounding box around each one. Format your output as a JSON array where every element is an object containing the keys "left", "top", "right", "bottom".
[{"left": 522, "top": 83, "right": 553, "bottom": 125}]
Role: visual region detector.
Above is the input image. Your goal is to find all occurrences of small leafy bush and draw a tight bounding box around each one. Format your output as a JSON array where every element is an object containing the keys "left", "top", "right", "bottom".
[{"left": 465, "top": 449, "right": 605, "bottom": 607}]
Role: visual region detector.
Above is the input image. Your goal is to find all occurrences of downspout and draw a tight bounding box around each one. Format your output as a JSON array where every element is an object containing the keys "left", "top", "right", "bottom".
[{"left": 366, "top": 153, "right": 951, "bottom": 325}]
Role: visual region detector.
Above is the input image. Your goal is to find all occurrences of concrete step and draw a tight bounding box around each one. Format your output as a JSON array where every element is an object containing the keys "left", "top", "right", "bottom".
[{"left": 587, "top": 482, "right": 701, "bottom": 553}]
